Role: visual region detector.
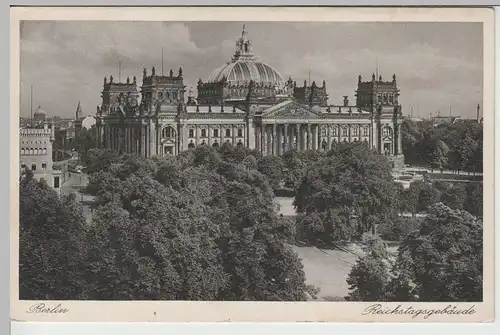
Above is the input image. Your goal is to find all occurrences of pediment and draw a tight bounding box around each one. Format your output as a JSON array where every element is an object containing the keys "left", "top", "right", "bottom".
[{"left": 261, "top": 101, "right": 323, "bottom": 120}]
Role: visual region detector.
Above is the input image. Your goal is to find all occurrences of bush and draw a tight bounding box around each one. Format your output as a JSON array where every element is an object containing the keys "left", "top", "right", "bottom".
[{"left": 378, "top": 217, "right": 422, "bottom": 242}]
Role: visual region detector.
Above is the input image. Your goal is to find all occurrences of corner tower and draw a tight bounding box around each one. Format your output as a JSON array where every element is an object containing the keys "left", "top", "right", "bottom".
[{"left": 356, "top": 73, "right": 404, "bottom": 168}]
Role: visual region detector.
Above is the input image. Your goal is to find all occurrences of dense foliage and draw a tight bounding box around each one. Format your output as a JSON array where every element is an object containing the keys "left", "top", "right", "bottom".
[
  {"left": 293, "top": 142, "right": 399, "bottom": 244},
  {"left": 20, "top": 146, "right": 316, "bottom": 301},
  {"left": 347, "top": 203, "right": 483, "bottom": 302},
  {"left": 401, "top": 118, "right": 482, "bottom": 174}
]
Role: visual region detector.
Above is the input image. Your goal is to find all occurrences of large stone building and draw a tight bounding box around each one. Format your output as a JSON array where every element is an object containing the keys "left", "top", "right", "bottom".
[
  {"left": 96, "top": 25, "right": 404, "bottom": 167},
  {"left": 19, "top": 122, "right": 62, "bottom": 189}
]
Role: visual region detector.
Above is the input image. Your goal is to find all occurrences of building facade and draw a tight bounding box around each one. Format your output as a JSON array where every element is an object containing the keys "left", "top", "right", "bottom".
[
  {"left": 96, "top": 25, "right": 404, "bottom": 167},
  {"left": 19, "top": 122, "right": 62, "bottom": 189}
]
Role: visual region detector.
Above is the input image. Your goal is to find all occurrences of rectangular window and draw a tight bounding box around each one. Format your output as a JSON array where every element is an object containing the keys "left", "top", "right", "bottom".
[
  {"left": 342, "top": 128, "right": 348, "bottom": 137},
  {"left": 213, "top": 129, "right": 219, "bottom": 138},
  {"left": 389, "top": 94, "right": 394, "bottom": 103},
  {"left": 237, "top": 129, "right": 243, "bottom": 137},
  {"left": 363, "top": 127, "right": 369, "bottom": 136},
  {"left": 42, "top": 163, "right": 47, "bottom": 170},
  {"left": 201, "top": 129, "right": 207, "bottom": 138},
  {"left": 31, "top": 164, "right": 36, "bottom": 171},
  {"left": 352, "top": 127, "right": 359, "bottom": 136},
  {"left": 189, "top": 129, "right": 194, "bottom": 138},
  {"left": 333, "top": 127, "right": 338, "bottom": 136},
  {"left": 54, "top": 176, "right": 60, "bottom": 188},
  {"left": 225, "top": 129, "right": 231, "bottom": 137}
]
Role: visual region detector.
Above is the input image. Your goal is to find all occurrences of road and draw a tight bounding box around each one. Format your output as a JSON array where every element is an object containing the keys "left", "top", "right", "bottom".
[{"left": 60, "top": 171, "right": 94, "bottom": 223}]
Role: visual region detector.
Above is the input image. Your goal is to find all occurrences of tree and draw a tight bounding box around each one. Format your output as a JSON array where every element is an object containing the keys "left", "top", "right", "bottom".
[
  {"left": 430, "top": 140, "right": 449, "bottom": 172},
  {"left": 294, "top": 143, "right": 398, "bottom": 244},
  {"left": 257, "top": 155, "right": 284, "bottom": 189},
  {"left": 403, "top": 181, "right": 441, "bottom": 216},
  {"left": 74, "top": 126, "right": 97, "bottom": 163},
  {"left": 346, "top": 237, "right": 393, "bottom": 301},
  {"left": 464, "top": 182, "right": 483, "bottom": 217},
  {"left": 440, "top": 183, "right": 467, "bottom": 210},
  {"left": 389, "top": 203, "right": 483, "bottom": 302},
  {"left": 19, "top": 169, "right": 87, "bottom": 299},
  {"left": 74, "top": 148, "right": 313, "bottom": 301},
  {"left": 377, "top": 217, "right": 421, "bottom": 242}
]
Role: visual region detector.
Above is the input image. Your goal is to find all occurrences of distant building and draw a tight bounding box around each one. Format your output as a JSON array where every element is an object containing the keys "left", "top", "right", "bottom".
[
  {"left": 19, "top": 122, "right": 62, "bottom": 190},
  {"left": 73, "top": 101, "right": 96, "bottom": 137},
  {"left": 33, "top": 106, "right": 46, "bottom": 123},
  {"left": 432, "top": 104, "right": 482, "bottom": 127}
]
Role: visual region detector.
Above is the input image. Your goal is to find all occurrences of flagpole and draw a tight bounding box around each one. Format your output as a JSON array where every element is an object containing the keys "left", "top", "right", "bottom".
[
  {"left": 119, "top": 59, "right": 122, "bottom": 83},
  {"left": 30, "top": 84, "right": 33, "bottom": 127},
  {"left": 162, "top": 48, "right": 164, "bottom": 76}
]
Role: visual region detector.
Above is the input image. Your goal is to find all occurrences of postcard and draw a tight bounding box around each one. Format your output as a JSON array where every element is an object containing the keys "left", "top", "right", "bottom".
[{"left": 10, "top": 6, "right": 494, "bottom": 322}]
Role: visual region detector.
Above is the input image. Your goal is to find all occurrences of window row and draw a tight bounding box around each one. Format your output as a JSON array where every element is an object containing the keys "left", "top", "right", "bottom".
[
  {"left": 20, "top": 162, "right": 48, "bottom": 171},
  {"left": 320, "top": 126, "right": 370, "bottom": 137},
  {"left": 21, "top": 148, "right": 48, "bottom": 155},
  {"left": 188, "top": 128, "right": 243, "bottom": 138},
  {"left": 187, "top": 139, "right": 244, "bottom": 149},
  {"left": 377, "top": 92, "right": 395, "bottom": 104}
]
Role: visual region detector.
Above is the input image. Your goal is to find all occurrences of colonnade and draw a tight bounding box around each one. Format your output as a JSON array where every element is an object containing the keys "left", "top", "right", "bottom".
[{"left": 256, "top": 123, "right": 321, "bottom": 156}]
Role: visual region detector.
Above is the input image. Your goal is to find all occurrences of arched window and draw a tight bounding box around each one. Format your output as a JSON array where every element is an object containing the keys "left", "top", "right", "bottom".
[
  {"left": 34, "top": 149, "right": 39, "bottom": 155},
  {"left": 21, "top": 149, "right": 25, "bottom": 155},
  {"left": 389, "top": 93, "right": 394, "bottom": 104},
  {"left": 320, "top": 126, "right": 327, "bottom": 137},
  {"left": 332, "top": 127, "right": 338, "bottom": 137},
  {"left": 162, "top": 126, "right": 175, "bottom": 138},
  {"left": 225, "top": 129, "right": 231, "bottom": 137},
  {"left": 382, "top": 126, "right": 392, "bottom": 137},
  {"left": 188, "top": 129, "right": 194, "bottom": 138},
  {"left": 42, "top": 148, "right": 47, "bottom": 155},
  {"left": 383, "top": 93, "right": 388, "bottom": 104},
  {"left": 213, "top": 129, "right": 219, "bottom": 138},
  {"left": 363, "top": 126, "right": 369, "bottom": 136},
  {"left": 30, "top": 149, "right": 34, "bottom": 155},
  {"left": 237, "top": 129, "right": 243, "bottom": 137},
  {"left": 201, "top": 129, "right": 207, "bottom": 138},
  {"left": 352, "top": 126, "right": 359, "bottom": 136},
  {"left": 342, "top": 127, "right": 348, "bottom": 137},
  {"left": 31, "top": 164, "right": 36, "bottom": 171}
]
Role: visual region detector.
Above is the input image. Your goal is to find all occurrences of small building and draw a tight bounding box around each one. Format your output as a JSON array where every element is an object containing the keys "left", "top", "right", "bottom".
[{"left": 19, "top": 122, "right": 62, "bottom": 190}]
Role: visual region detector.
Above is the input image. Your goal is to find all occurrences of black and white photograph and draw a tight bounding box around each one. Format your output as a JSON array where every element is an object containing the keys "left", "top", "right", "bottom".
[{"left": 11, "top": 7, "right": 494, "bottom": 323}]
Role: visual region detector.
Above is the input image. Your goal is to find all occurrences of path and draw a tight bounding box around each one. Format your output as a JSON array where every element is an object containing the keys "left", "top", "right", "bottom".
[{"left": 60, "top": 172, "right": 94, "bottom": 223}]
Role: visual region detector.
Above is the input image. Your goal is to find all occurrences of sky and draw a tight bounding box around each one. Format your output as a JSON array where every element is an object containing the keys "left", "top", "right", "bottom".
[{"left": 19, "top": 21, "right": 483, "bottom": 119}]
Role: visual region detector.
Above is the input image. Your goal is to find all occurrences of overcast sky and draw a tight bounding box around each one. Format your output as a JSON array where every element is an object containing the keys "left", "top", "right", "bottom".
[{"left": 20, "top": 21, "right": 483, "bottom": 119}]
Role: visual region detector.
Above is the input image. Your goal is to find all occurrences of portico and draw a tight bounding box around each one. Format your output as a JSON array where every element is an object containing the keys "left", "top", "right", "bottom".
[{"left": 257, "top": 122, "right": 321, "bottom": 156}]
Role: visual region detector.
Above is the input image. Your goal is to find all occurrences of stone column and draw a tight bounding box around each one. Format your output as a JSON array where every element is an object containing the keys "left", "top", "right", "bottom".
[
  {"left": 262, "top": 125, "right": 267, "bottom": 155},
  {"left": 307, "top": 124, "right": 312, "bottom": 150},
  {"left": 272, "top": 124, "right": 277, "bottom": 156},
  {"left": 208, "top": 125, "right": 212, "bottom": 147},
  {"left": 255, "top": 125, "right": 261, "bottom": 152},
  {"left": 232, "top": 125, "right": 236, "bottom": 146},
  {"left": 150, "top": 121, "right": 156, "bottom": 156},
  {"left": 220, "top": 125, "right": 224, "bottom": 146},
  {"left": 267, "top": 126, "right": 272, "bottom": 155},
  {"left": 327, "top": 125, "right": 331, "bottom": 150},
  {"left": 283, "top": 124, "right": 289, "bottom": 152},
  {"left": 312, "top": 124, "right": 317, "bottom": 150},
  {"left": 141, "top": 125, "right": 146, "bottom": 157},
  {"left": 295, "top": 124, "right": 299, "bottom": 150}
]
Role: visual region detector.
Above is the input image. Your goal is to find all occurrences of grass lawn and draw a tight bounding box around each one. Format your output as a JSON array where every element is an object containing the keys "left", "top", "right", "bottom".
[{"left": 291, "top": 244, "right": 358, "bottom": 301}]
